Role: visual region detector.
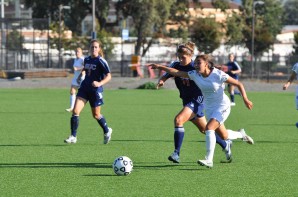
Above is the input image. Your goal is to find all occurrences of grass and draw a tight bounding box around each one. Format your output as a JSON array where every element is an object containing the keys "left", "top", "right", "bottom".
[{"left": 0, "top": 88, "right": 298, "bottom": 196}]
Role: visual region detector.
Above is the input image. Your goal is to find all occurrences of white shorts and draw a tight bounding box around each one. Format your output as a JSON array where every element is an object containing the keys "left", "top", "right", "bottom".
[
  {"left": 205, "top": 105, "right": 231, "bottom": 125},
  {"left": 71, "top": 77, "right": 80, "bottom": 87},
  {"left": 71, "top": 76, "right": 85, "bottom": 87}
]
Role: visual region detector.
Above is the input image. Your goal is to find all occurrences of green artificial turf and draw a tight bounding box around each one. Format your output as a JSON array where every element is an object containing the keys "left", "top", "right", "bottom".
[{"left": 0, "top": 89, "right": 297, "bottom": 196}]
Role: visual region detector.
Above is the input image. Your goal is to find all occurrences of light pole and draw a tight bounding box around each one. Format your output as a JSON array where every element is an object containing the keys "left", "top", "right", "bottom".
[
  {"left": 58, "top": 4, "right": 70, "bottom": 68},
  {"left": 251, "top": 0, "right": 264, "bottom": 79},
  {"left": 91, "top": 0, "right": 96, "bottom": 39}
]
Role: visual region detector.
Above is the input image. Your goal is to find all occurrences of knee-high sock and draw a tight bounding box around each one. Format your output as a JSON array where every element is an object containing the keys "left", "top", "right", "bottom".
[
  {"left": 70, "top": 94, "right": 76, "bottom": 109},
  {"left": 70, "top": 115, "right": 79, "bottom": 137},
  {"left": 97, "top": 115, "right": 109, "bottom": 133},
  {"left": 230, "top": 94, "right": 235, "bottom": 102},
  {"left": 215, "top": 133, "right": 227, "bottom": 149},
  {"left": 174, "top": 127, "right": 184, "bottom": 155},
  {"left": 205, "top": 130, "right": 216, "bottom": 162},
  {"left": 227, "top": 129, "right": 243, "bottom": 140}
]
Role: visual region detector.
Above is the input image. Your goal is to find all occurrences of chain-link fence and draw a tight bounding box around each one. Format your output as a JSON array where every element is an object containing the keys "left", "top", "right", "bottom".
[
  {"left": 0, "top": 18, "right": 51, "bottom": 70},
  {"left": 0, "top": 18, "right": 297, "bottom": 80}
]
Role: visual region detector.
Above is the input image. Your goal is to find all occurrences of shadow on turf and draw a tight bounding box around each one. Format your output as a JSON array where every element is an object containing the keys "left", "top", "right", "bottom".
[
  {"left": 0, "top": 162, "right": 111, "bottom": 169},
  {"left": 0, "top": 144, "right": 67, "bottom": 147},
  {"left": 0, "top": 161, "right": 206, "bottom": 173}
]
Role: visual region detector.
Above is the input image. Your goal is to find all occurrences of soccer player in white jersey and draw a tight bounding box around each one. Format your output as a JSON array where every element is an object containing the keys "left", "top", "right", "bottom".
[
  {"left": 283, "top": 62, "right": 298, "bottom": 125},
  {"left": 155, "top": 42, "right": 253, "bottom": 164},
  {"left": 66, "top": 47, "right": 86, "bottom": 112},
  {"left": 150, "top": 54, "right": 253, "bottom": 168}
]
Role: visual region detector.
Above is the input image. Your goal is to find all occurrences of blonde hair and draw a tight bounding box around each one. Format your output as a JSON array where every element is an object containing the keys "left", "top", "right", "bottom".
[
  {"left": 90, "top": 39, "right": 104, "bottom": 57},
  {"left": 177, "top": 41, "right": 195, "bottom": 56}
]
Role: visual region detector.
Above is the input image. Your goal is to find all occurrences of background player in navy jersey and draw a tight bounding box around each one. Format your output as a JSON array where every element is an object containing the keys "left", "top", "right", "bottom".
[
  {"left": 154, "top": 42, "right": 250, "bottom": 164},
  {"left": 64, "top": 39, "right": 112, "bottom": 144},
  {"left": 226, "top": 53, "right": 242, "bottom": 106}
]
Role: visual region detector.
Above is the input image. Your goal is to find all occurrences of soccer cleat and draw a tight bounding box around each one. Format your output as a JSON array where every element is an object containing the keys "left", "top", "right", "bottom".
[
  {"left": 168, "top": 152, "right": 180, "bottom": 163},
  {"left": 221, "top": 140, "right": 232, "bottom": 163},
  {"left": 65, "top": 108, "right": 73, "bottom": 112},
  {"left": 197, "top": 159, "right": 213, "bottom": 168},
  {"left": 64, "top": 135, "right": 77, "bottom": 144},
  {"left": 239, "top": 129, "right": 254, "bottom": 145},
  {"left": 230, "top": 102, "right": 236, "bottom": 106},
  {"left": 103, "top": 127, "right": 112, "bottom": 144}
]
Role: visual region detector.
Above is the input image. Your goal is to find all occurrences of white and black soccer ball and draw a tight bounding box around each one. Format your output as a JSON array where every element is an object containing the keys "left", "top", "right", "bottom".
[{"left": 112, "top": 156, "right": 133, "bottom": 176}]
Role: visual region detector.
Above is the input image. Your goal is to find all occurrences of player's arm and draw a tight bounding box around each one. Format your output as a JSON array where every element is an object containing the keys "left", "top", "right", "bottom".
[
  {"left": 226, "top": 77, "right": 253, "bottom": 110},
  {"left": 283, "top": 71, "right": 297, "bottom": 90},
  {"left": 150, "top": 64, "right": 188, "bottom": 78},
  {"left": 231, "top": 62, "right": 242, "bottom": 75},
  {"left": 92, "top": 73, "right": 111, "bottom": 87},
  {"left": 156, "top": 75, "right": 167, "bottom": 89}
]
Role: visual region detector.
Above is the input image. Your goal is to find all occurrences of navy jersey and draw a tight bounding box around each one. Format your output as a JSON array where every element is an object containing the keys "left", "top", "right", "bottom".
[
  {"left": 226, "top": 61, "right": 241, "bottom": 79},
  {"left": 80, "top": 55, "right": 111, "bottom": 92},
  {"left": 163, "top": 60, "right": 203, "bottom": 104}
]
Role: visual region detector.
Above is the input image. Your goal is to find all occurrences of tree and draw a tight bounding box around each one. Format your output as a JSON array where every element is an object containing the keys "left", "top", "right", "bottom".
[
  {"left": 241, "top": 0, "right": 283, "bottom": 56},
  {"left": 225, "top": 12, "right": 245, "bottom": 46},
  {"left": 283, "top": 0, "right": 298, "bottom": 25},
  {"left": 116, "top": 0, "right": 175, "bottom": 56},
  {"left": 191, "top": 18, "right": 223, "bottom": 54},
  {"left": 6, "top": 30, "right": 24, "bottom": 50},
  {"left": 24, "top": 0, "right": 110, "bottom": 34}
]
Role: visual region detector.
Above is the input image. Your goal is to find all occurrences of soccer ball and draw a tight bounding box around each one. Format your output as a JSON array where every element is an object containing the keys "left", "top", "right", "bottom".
[{"left": 112, "top": 156, "right": 133, "bottom": 176}]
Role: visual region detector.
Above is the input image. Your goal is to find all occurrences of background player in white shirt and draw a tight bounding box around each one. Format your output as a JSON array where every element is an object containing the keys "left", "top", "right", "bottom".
[
  {"left": 150, "top": 54, "right": 253, "bottom": 168},
  {"left": 66, "top": 47, "right": 86, "bottom": 112}
]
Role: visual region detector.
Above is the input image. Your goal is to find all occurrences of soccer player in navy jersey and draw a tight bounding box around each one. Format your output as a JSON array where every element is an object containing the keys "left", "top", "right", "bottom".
[
  {"left": 64, "top": 39, "right": 112, "bottom": 144},
  {"left": 226, "top": 53, "right": 242, "bottom": 106},
  {"left": 155, "top": 42, "right": 249, "bottom": 164}
]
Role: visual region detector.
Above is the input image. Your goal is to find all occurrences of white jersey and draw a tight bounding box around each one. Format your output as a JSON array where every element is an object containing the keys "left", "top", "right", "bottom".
[
  {"left": 188, "top": 68, "right": 231, "bottom": 123},
  {"left": 71, "top": 56, "right": 85, "bottom": 86}
]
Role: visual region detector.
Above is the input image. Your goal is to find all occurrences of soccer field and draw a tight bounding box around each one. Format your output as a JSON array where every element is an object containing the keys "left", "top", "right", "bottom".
[{"left": 0, "top": 89, "right": 297, "bottom": 196}]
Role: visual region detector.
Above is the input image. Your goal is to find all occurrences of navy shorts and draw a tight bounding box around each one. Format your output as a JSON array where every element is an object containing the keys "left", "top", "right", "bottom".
[
  {"left": 183, "top": 99, "right": 204, "bottom": 118},
  {"left": 77, "top": 87, "right": 104, "bottom": 108}
]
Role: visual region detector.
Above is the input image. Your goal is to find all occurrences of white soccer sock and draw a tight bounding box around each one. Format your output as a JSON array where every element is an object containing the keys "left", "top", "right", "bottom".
[
  {"left": 70, "top": 94, "right": 76, "bottom": 109},
  {"left": 205, "top": 130, "right": 216, "bottom": 162},
  {"left": 227, "top": 129, "right": 243, "bottom": 140}
]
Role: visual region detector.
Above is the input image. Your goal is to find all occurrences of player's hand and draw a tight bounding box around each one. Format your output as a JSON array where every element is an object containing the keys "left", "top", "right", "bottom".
[
  {"left": 149, "top": 64, "right": 159, "bottom": 69},
  {"left": 156, "top": 81, "right": 164, "bottom": 89},
  {"left": 282, "top": 83, "right": 289, "bottom": 90},
  {"left": 92, "top": 81, "right": 101, "bottom": 87},
  {"left": 244, "top": 98, "right": 253, "bottom": 110}
]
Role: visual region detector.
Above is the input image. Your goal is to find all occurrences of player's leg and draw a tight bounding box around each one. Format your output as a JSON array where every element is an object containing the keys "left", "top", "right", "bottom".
[
  {"left": 65, "top": 97, "right": 86, "bottom": 143},
  {"left": 168, "top": 107, "right": 193, "bottom": 163},
  {"left": 229, "top": 84, "right": 235, "bottom": 106},
  {"left": 191, "top": 115, "right": 228, "bottom": 151},
  {"left": 197, "top": 118, "right": 221, "bottom": 168},
  {"left": 190, "top": 101, "right": 229, "bottom": 153},
  {"left": 91, "top": 91, "right": 112, "bottom": 144},
  {"left": 69, "top": 86, "right": 78, "bottom": 111}
]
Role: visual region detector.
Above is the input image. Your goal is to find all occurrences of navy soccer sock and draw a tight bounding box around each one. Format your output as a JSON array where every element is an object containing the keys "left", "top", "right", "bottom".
[
  {"left": 174, "top": 127, "right": 185, "bottom": 155},
  {"left": 215, "top": 133, "right": 227, "bottom": 150},
  {"left": 230, "top": 94, "right": 235, "bottom": 102},
  {"left": 97, "top": 115, "right": 109, "bottom": 134},
  {"left": 70, "top": 115, "right": 79, "bottom": 137}
]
